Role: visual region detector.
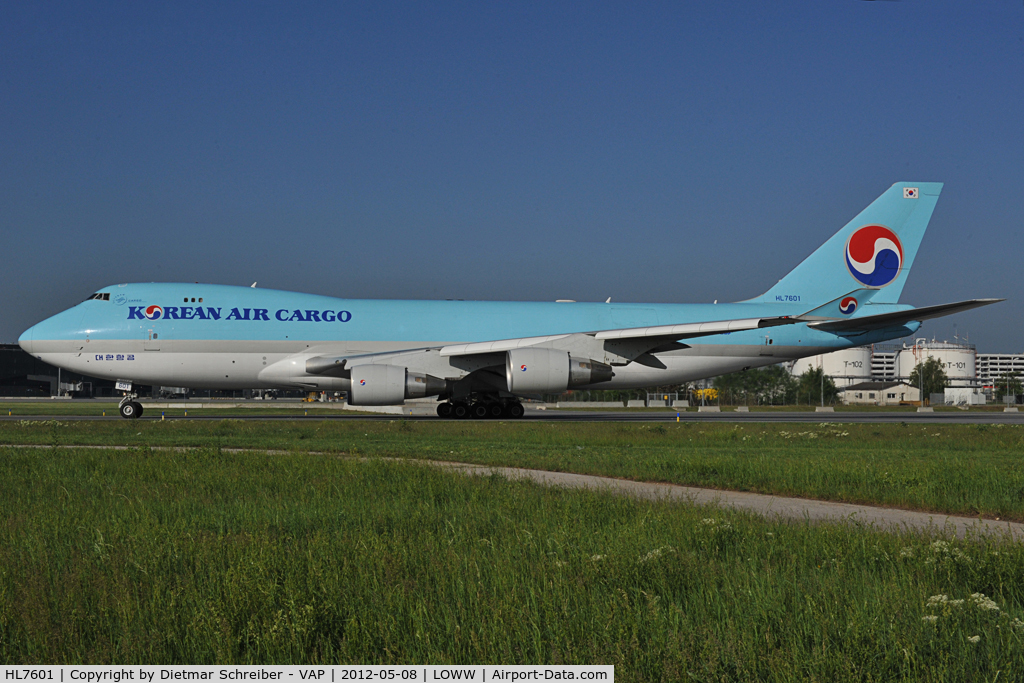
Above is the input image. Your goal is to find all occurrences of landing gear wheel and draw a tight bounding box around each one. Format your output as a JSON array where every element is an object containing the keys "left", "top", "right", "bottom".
[
  {"left": 471, "top": 403, "right": 489, "bottom": 419},
  {"left": 134, "top": 402, "right": 144, "bottom": 418},
  {"left": 508, "top": 402, "right": 525, "bottom": 419},
  {"left": 489, "top": 404, "right": 504, "bottom": 418},
  {"left": 437, "top": 403, "right": 453, "bottom": 418},
  {"left": 453, "top": 403, "right": 470, "bottom": 419},
  {"left": 120, "top": 401, "right": 141, "bottom": 419}
]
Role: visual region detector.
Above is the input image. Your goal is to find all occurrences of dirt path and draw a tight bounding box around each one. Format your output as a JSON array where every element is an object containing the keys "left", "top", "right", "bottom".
[{"left": 437, "top": 460, "right": 1023, "bottom": 541}]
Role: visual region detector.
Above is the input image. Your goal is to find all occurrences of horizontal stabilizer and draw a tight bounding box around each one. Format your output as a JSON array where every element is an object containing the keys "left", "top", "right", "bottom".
[
  {"left": 799, "top": 289, "right": 882, "bottom": 319},
  {"left": 808, "top": 299, "right": 1003, "bottom": 333}
]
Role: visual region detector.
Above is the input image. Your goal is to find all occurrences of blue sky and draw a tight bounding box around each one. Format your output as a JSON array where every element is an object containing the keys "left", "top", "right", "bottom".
[{"left": 2, "top": 1, "right": 1022, "bottom": 350}]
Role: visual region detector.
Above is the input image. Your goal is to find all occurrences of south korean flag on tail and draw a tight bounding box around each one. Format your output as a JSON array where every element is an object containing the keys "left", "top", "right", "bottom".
[{"left": 904, "top": 187, "right": 919, "bottom": 199}]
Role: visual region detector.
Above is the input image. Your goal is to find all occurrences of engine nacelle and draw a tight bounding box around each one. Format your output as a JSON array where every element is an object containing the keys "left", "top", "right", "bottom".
[
  {"left": 347, "top": 365, "right": 446, "bottom": 405},
  {"left": 505, "top": 349, "right": 613, "bottom": 394}
]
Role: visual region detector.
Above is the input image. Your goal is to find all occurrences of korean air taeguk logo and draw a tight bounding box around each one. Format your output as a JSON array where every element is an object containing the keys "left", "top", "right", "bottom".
[
  {"left": 144, "top": 305, "right": 164, "bottom": 320},
  {"left": 839, "top": 296, "right": 858, "bottom": 315},
  {"left": 845, "top": 225, "right": 903, "bottom": 288}
]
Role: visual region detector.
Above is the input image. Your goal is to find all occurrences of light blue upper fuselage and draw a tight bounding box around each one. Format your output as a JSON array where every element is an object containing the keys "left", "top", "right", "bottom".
[{"left": 20, "top": 282, "right": 916, "bottom": 351}]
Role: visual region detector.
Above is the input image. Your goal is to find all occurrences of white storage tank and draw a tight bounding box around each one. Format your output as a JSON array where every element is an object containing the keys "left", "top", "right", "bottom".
[
  {"left": 791, "top": 347, "right": 873, "bottom": 387},
  {"left": 895, "top": 341, "right": 976, "bottom": 387}
]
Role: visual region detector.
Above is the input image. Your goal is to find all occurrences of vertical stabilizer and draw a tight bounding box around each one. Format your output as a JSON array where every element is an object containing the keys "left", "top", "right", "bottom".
[{"left": 757, "top": 182, "right": 942, "bottom": 306}]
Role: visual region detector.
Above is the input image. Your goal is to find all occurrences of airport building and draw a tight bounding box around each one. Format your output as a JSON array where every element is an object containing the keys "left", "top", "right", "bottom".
[
  {"left": 0, "top": 343, "right": 116, "bottom": 397},
  {"left": 839, "top": 381, "right": 919, "bottom": 406},
  {"left": 977, "top": 354, "right": 1024, "bottom": 385}
]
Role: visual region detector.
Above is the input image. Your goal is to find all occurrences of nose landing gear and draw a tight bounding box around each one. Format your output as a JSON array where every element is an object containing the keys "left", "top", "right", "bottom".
[{"left": 118, "top": 393, "right": 144, "bottom": 419}]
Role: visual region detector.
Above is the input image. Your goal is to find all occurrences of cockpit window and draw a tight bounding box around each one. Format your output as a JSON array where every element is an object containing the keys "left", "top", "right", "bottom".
[{"left": 86, "top": 293, "right": 110, "bottom": 301}]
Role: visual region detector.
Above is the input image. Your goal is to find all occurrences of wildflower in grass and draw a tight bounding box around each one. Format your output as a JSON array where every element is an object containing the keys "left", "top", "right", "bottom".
[
  {"left": 970, "top": 593, "right": 1000, "bottom": 611},
  {"left": 927, "top": 594, "right": 949, "bottom": 606},
  {"left": 640, "top": 546, "right": 676, "bottom": 563},
  {"left": 698, "top": 518, "right": 733, "bottom": 532},
  {"left": 922, "top": 615, "right": 938, "bottom": 623},
  {"left": 899, "top": 547, "right": 915, "bottom": 558},
  {"left": 590, "top": 554, "right": 605, "bottom": 562},
  {"left": 1011, "top": 618, "right": 1024, "bottom": 628},
  {"left": 968, "top": 635, "right": 981, "bottom": 643}
]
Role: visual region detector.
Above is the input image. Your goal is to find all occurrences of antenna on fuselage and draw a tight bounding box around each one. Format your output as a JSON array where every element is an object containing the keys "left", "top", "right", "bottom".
[{"left": 251, "top": 282, "right": 257, "bottom": 288}]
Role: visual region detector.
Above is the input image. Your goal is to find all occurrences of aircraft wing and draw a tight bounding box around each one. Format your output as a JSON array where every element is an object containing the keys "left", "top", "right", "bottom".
[
  {"left": 807, "top": 298, "right": 1003, "bottom": 333},
  {"left": 305, "top": 313, "right": 801, "bottom": 376},
  {"left": 438, "top": 315, "right": 798, "bottom": 358},
  {"left": 432, "top": 314, "right": 802, "bottom": 369}
]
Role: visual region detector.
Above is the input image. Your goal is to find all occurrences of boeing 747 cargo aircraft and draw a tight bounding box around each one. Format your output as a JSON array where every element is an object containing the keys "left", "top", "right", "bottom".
[{"left": 19, "top": 182, "right": 1000, "bottom": 418}]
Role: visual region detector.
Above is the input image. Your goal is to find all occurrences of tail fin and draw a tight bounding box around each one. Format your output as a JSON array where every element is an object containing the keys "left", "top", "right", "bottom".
[{"left": 756, "top": 182, "right": 942, "bottom": 305}]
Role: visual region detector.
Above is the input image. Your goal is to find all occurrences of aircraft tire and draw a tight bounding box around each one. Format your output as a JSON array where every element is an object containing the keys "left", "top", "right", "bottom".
[
  {"left": 452, "top": 403, "right": 469, "bottom": 419},
  {"left": 508, "top": 402, "right": 525, "bottom": 419},
  {"left": 488, "top": 404, "right": 503, "bottom": 418},
  {"left": 134, "top": 402, "right": 144, "bottom": 418},
  {"left": 120, "top": 402, "right": 140, "bottom": 419},
  {"left": 436, "top": 403, "right": 453, "bottom": 418},
  {"left": 471, "top": 403, "right": 489, "bottom": 419}
]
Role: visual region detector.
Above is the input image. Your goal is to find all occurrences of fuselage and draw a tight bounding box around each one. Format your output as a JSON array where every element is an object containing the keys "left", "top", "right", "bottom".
[{"left": 18, "top": 282, "right": 919, "bottom": 392}]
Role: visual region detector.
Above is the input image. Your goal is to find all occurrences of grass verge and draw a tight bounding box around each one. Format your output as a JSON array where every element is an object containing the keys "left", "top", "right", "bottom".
[
  {"left": 2, "top": 420, "right": 1024, "bottom": 521},
  {"left": 2, "top": 446, "right": 1024, "bottom": 679}
]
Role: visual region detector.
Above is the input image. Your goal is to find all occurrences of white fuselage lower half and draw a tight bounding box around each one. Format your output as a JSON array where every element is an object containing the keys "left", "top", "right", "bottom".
[{"left": 29, "top": 338, "right": 824, "bottom": 393}]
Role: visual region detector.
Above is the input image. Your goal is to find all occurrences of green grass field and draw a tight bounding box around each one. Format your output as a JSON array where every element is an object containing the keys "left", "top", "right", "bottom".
[
  {"left": 0, "top": 401, "right": 366, "bottom": 417},
  {"left": 2, "top": 445, "right": 1024, "bottom": 680},
  {"left": 3, "top": 420, "right": 1024, "bottom": 521}
]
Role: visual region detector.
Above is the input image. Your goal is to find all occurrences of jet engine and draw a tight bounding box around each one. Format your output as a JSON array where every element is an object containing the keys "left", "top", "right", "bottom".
[
  {"left": 505, "top": 348, "right": 613, "bottom": 394},
  {"left": 348, "top": 364, "right": 446, "bottom": 405}
]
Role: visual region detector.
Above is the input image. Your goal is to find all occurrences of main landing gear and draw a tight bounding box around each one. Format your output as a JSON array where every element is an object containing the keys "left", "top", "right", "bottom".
[
  {"left": 118, "top": 393, "right": 144, "bottom": 419},
  {"left": 436, "top": 399, "right": 525, "bottom": 419}
]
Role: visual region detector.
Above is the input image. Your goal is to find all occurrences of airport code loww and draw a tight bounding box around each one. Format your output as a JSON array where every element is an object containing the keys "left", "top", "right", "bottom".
[{"left": 1, "top": 668, "right": 613, "bottom": 683}]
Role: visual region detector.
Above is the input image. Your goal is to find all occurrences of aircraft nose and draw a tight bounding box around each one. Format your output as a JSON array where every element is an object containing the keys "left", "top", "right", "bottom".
[{"left": 18, "top": 324, "right": 36, "bottom": 355}]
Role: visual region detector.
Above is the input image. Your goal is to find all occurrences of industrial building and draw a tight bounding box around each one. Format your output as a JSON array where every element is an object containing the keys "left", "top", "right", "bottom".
[
  {"left": 792, "top": 340, "right": 1023, "bottom": 406},
  {"left": 791, "top": 347, "right": 872, "bottom": 387}
]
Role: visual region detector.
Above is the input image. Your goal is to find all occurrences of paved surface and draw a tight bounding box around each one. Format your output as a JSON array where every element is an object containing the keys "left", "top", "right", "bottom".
[
  {"left": 5, "top": 443, "right": 1021, "bottom": 540},
  {"left": 2, "top": 410, "right": 1024, "bottom": 423}
]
